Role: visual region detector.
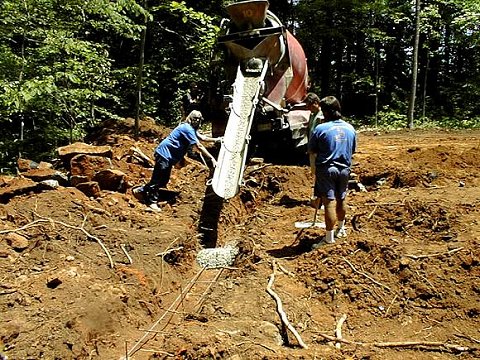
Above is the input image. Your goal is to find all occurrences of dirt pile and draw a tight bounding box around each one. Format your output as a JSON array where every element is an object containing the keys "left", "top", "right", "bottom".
[{"left": 1, "top": 122, "right": 479, "bottom": 360}]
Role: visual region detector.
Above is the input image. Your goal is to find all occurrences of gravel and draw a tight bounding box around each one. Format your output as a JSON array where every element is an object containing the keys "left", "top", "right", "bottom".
[{"left": 196, "top": 244, "right": 239, "bottom": 269}]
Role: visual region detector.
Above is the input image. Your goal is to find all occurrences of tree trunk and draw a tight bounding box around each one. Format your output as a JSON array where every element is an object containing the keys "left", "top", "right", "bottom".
[
  {"left": 422, "top": 53, "right": 430, "bottom": 119},
  {"left": 135, "top": 3, "right": 148, "bottom": 138},
  {"left": 407, "top": 0, "right": 421, "bottom": 129},
  {"left": 374, "top": 42, "right": 380, "bottom": 128}
]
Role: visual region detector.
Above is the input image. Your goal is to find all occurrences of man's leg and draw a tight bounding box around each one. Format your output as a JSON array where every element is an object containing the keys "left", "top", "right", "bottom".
[
  {"left": 322, "top": 196, "right": 336, "bottom": 243},
  {"left": 334, "top": 167, "right": 350, "bottom": 237},
  {"left": 144, "top": 157, "right": 171, "bottom": 204},
  {"left": 311, "top": 166, "right": 337, "bottom": 248}
]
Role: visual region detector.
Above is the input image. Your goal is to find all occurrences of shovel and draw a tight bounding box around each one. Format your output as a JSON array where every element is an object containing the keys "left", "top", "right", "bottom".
[
  {"left": 290, "top": 198, "right": 324, "bottom": 246},
  {"left": 294, "top": 198, "right": 325, "bottom": 229}
]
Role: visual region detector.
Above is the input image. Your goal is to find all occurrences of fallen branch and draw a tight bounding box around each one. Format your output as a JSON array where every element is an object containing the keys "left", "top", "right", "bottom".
[
  {"left": 121, "top": 244, "right": 133, "bottom": 264},
  {"left": 315, "top": 332, "right": 478, "bottom": 353},
  {"left": 0, "top": 219, "right": 49, "bottom": 234},
  {"left": 335, "top": 314, "right": 347, "bottom": 349},
  {"left": 0, "top": 289, "right": 17, "bottom": 295},
  {"left": 405, "top": 247, "right": 464, "bottom": 260},
  {"left": 155, "top": 246, "right": 184, "bottom": 257},
  {"left": 266, "top": 261, "right": 308, "bottom": 349},
  {"left": 1, "top": 216, "right": 114, "bottom": 268},
  {"left": 342, "top": 257, "right": 391, "bottom": 292}
]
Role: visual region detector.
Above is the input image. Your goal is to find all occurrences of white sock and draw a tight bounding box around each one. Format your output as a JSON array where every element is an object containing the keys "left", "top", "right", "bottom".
[
  {"left": 326, "top": 230, "right": 335, "bottom": 243},
  {"left": 337, "top": 220, "right": 345, "bottom": 229}
]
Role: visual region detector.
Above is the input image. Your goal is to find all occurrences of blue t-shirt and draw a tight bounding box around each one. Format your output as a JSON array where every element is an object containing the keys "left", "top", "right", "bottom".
[
  {"left": 154, "top": 123, "right": 199, "bottom": 165},
  {"left": 308, "top": 119, "right": 356, "bottom": 168}
]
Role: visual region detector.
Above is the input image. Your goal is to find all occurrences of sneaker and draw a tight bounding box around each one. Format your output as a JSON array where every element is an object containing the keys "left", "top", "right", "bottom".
[
  {"left": 335, "top": 227, "right": 347, "bottom": 238},
  {"left": 311, "top": 236, "right": 335, "bottom": 250},
  {"left": 145, "top": 203, "right": 161, "bottom": 212}
]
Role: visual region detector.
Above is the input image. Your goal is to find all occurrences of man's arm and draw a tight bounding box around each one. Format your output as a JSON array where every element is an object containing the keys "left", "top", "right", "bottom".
[
  {"left": 192, "top": 143, "right": 217, "bottom": 167},
  {"left": 196, "top": 131, "right": 222, "bottom": 143}
]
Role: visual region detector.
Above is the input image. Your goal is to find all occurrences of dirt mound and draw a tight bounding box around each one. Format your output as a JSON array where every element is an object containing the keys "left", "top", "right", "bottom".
[{"left": 1, "top": 124, "right": 479, "bottom": 360}]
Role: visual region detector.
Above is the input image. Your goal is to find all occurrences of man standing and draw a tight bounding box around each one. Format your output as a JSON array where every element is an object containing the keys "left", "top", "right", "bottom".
[
  {"left": 181, "top": 82, "right": 204, "bottom": 120},
  {"left": 308, "top": 96, "right": 356, "bottom": 246},
  {"left": 136, "top": 110, "right": 219, "bottom": 211},
  {"left": 304, "top": 93, "right": 324, "bottom": 175}
]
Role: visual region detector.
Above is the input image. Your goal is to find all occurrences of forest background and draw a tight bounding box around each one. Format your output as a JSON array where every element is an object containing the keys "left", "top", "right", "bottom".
[{"left": 0, "top": 0, "right": 479, "bottom": 171}]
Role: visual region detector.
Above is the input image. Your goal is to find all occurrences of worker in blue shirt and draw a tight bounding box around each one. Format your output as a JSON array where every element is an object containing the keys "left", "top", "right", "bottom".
[
  {"left": 308, "top": 96, "right": 356, "bottom": 246},
  {"left": 136, "top": 110, "right": 219, "bottom": 211}
]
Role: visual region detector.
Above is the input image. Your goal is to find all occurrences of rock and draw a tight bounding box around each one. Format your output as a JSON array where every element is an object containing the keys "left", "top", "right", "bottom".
[
  {"left": 21, "top": 168, "right": 69, "bottom": 186},
  {"left": 70, "top": 175, "right": 89, "bottom": 187},
  {"left": 4, "top": 233, "right": 29, "bottom": 252},
  {"left": 37, "top": 179, "right": 60, "bottom": 190},
  {"left": 57, "top": 142, "right": 112, "bottom": 169},
  {"left": 70, "top": 154, "right": 112, "bottom": 180},
  {"left": 399, "top": 257, "right": 411, "bottom": 268},
  {"left": 57, "top": 142, "right": 112, "bottom": 159},
  {"left": 0, "top": 177, "right": 38, "bottom": 204},
  {"left": 46, "top": 277, "right": 62, "bottom": 289},
  {"left": 17, "top": 158, "right": 39, "bottom": 172},
  {"left": 92, "top": 169, "right": 129, "bottom": 192},
  {"left": 75, "top": 181, "right": 101, "bottom": 198}
]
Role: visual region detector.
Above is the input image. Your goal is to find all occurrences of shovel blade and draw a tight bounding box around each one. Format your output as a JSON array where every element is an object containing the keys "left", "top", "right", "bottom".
[{"left": 294, "top": 221, "right": 326, "bottom": 229}]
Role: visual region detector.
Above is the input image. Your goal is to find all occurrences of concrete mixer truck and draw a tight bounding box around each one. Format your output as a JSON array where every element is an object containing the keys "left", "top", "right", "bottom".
[{"left": 208, "top": 0, "right": 310, "bottom": 199}]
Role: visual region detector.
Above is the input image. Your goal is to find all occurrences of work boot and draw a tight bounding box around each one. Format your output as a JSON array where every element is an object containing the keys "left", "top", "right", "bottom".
[
  {"left": 132, "top": 186, "right": 145, "bottom": 201},
  {"left": 335, "top": 227, "right": 347, "bottom": 238}
]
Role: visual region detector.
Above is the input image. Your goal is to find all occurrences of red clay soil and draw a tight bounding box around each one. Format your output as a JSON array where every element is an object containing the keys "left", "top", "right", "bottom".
[{"left": 1, "top": 119, "right": 479, "bottom": 360}]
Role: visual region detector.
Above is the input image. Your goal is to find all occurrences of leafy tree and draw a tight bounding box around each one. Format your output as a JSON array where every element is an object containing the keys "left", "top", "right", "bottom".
[{"left": 0, "top": 0, "right": 146, "bottom": 168}]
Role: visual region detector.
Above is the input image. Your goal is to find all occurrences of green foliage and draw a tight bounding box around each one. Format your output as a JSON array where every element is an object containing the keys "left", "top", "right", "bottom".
[
  {"left": 0, "top": 0, "right": 145, "bottom": 168},
  {"left": 0, "top": 0, "right": 478, "bottom": 170}
]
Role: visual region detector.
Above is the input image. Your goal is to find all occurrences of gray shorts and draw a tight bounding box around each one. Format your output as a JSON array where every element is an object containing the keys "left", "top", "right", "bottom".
[{"left": 314, "top": 165, "right": 350, "bottom": 200}]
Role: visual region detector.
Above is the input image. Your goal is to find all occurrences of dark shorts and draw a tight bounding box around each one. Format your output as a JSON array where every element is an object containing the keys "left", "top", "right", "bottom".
[{"left": 314, "top": 165, "right": 350, "bottom": 200}]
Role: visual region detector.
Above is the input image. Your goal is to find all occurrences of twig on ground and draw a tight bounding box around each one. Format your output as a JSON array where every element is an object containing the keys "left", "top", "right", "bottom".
[
  {"left": 316, "top": 332, "right": 478, "bottom": 353},
  {"left": 405, "top": 247, "right": 464, "bottom": 259},
  {"left": 277, "top": 263, "right": 295, "bottom": 277},
  {"left": 454, "top": 327, "right": 480, "bottom": 344},
  {"left": 335, "top": 314, "right": 347, "bottom": 349},
  {"left": 266, "top": 261, "right": 308, "bottom": 349},
  {"left": 342, "top": 257, "right": 391, "bottom": 292},
  {"left": 0, "top": 289, "right": 17, "bottom": 295},
  {"left": 384, "top": 294, "right": 398, "bottom": 317},
  {"left": 367, "top": 205, "right": 378, "bottom": 219},
  {"left": 155, "top": 246, "right": 184, "bottom": 257},
  {"left": 0, "top": 219, "right": 49, "bottom": 234},
  {"left": 245, "top": 163, "right": 272, "bottom": 175},
  {"left": 120, "top": 244, "right": 133, "bottom": 264},
  {"left": 1, "top": 216, "right": 114, "bottom": 268}
]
